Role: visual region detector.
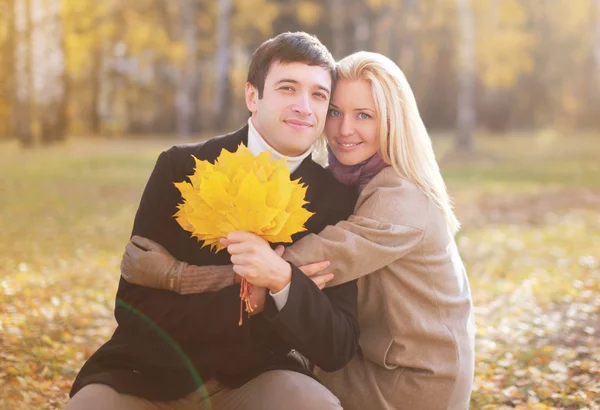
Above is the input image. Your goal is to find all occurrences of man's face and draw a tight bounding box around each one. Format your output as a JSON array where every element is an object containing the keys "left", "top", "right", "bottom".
[{"left": 245, "top": 61, "right": 332, "bottom": 157}]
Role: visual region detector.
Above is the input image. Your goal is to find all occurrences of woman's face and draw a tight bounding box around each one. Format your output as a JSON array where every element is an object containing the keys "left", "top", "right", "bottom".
[{"left": 325, "top": 79, "right": 380, "bottom": 166}]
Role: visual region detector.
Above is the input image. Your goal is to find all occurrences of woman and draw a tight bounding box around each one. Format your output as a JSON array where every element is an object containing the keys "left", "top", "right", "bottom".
[{"left": 122, "top": 51, "right": 475, "bottom": 410}]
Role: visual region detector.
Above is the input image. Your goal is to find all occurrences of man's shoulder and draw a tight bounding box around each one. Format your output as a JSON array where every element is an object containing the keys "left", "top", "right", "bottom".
[
  {"left": 309, "top": 162, "right": 357, "bottom": 198},
  {"left": 164, "top": 125, "right": 248, "bottom": 161},
  {"left": 303, "top": 161, "right": 358, "bottom": 216}
]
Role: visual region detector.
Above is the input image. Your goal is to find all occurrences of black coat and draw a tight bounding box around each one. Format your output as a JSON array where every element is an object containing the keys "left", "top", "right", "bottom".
[{"left": 70, "top": 125, "right": 360, "bottom": 401}]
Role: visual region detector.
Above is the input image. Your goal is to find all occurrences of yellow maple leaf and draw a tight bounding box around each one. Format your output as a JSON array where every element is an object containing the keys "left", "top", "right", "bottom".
[{"left": 174, "top": 144, "right": 314, "bottom": 252}]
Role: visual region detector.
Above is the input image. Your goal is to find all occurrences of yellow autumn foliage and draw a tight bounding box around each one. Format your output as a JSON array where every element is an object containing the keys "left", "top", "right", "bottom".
[
  {"left": 294, "top": 1, "right": 323, "bottom": 27},
  {"left": 174, "top": 144, "right": 313, "bottom": 252}
]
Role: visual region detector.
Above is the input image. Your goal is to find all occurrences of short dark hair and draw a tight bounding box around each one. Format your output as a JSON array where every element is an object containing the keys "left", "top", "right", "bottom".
[{"left": 247, "top": 32, "right": 336, "bottom": 98}]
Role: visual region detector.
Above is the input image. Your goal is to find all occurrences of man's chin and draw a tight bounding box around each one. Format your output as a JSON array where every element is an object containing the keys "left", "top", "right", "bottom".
[
  {"left": 279, "top": 137, "right": 319, "bottom": 156},
  {"left": 282, "top": 147, "right": 312, "bottom": 157}
]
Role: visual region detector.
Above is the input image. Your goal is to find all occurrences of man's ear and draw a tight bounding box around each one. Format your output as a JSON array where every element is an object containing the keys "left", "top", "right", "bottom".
[{"left": 245, "top": 82, "right": 259, "bottom": 113}]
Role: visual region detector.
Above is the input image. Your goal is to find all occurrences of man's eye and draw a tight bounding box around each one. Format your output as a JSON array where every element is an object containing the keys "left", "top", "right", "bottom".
[
  {"left": 279, "top": 86, "right": 294, "bottom": 91},
  {"left": 328, "top": 109, "right": 341, "bottom": 117},
  {"left": 314, "top": 92, "right": 328, "bottom": 100}
]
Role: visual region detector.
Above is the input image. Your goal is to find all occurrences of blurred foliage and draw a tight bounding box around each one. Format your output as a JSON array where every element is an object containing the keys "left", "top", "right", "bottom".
[
  {"left": 0, "top": 132, "right": 598, "bottom": 408},
  {"left": 0, "top": 0, "right": 599, "bottom": 146}
]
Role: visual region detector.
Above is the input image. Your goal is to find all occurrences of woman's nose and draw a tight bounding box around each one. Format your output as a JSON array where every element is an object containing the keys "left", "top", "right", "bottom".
[{"left": 339, "top": 117, "right": 355, "bottom": 136}]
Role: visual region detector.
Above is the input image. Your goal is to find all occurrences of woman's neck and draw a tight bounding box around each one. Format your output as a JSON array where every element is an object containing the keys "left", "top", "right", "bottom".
[{"left": 327, "top": 148, "right": 389, "bottom": 187}]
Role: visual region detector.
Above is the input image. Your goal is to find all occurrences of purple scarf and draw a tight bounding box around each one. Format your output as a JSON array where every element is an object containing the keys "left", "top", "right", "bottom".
[{"left": 327, "top": 146, "right": 389, "bottom": 187}]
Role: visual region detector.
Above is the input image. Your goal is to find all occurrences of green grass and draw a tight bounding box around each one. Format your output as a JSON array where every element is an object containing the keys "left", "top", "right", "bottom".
[
  {"left": 436, "top": 131, "right": 600, "bottom": 196},
  {"left": 0, "top": 133, "right": 599, "bottom": 409}
]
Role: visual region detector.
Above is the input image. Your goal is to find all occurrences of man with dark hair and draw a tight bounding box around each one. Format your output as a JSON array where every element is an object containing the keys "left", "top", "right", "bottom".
[
  {"left": 247, "top": 31, "right": 336, "bottom": 99},
  {"left": 65, "top": 32, "right": 358, "bottom": 410}
]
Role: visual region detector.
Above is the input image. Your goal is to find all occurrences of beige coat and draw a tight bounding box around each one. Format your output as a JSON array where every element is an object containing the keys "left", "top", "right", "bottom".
[{"left": 284, "top": 167, "right": 475, "bottom": 410}]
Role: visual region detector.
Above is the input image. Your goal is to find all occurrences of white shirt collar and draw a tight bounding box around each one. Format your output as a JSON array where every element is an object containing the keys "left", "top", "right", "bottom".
[{"left": 246, "top": 118, "right": 312, "bottom": 173}]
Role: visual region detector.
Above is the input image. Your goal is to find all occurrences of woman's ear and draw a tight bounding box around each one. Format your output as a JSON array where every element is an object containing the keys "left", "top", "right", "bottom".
[{"left": 245, "top": 82, "right": 258, "bottom": 114}]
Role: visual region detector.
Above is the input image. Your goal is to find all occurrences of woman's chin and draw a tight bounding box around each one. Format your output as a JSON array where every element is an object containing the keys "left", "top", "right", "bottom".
[{"left": 330, "top": 149, "right": 365, "bottom": 166}]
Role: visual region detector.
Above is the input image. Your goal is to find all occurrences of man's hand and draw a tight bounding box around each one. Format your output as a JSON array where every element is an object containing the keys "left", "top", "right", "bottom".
[
  {"left": 121, "top": 236, "right": 186, "bottom": 291},
  {"left": 225, "top": 234, "right": 335, "bottom": 291},
  {"left": 221, "top": 232, "right": 292, "bottom": 293}
]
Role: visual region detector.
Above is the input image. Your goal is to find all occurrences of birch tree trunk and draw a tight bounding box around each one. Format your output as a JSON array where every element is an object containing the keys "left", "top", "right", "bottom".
[
  {"left": 455, "top": 0, "right": 476, "bottom": 152},
  {"left": 594, "top": 0, "right": 600, "bottom": 91},
  {"left": 5, "top": 0, "right": 17, "bottom": 139},
  {"left": 89, "top": 46, "right": 103, "bottom": 135},
  {"left": 14, "top": 0, "right": 35, "bottom": 147},
  {"left": 57, "top": 0, "right": 69, "bottom": 142},
  {"left": 354, "top": 13, "right": 370, "bottom": 52},
  {"left": 372, "top": 6, "right": 393, "bottom": 57},
  {"left": 36, "top": 0, "right": 67, "bottom": 143},
  {"left": 330, "top": 0, "right": 345, "bottom": 58},
  {"left": 214, "top": 0, "right": 232, "bottom": 130},
  {"left": 396, "top": 0, "right": 418, "bottom": 73},
  {"left": 175, "top": 0, "right": 199, "bottom": 138}
]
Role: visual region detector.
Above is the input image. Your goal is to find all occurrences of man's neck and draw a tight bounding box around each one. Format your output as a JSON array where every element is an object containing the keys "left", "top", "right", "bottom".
[{"left": 247, "top": 118, "right": 312, "bottom": 173}]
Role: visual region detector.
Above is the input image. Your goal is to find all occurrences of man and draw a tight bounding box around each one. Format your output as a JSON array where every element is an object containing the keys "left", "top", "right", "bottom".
[{"left": 65, "top": 32, "right": 359, "bottom": 410}]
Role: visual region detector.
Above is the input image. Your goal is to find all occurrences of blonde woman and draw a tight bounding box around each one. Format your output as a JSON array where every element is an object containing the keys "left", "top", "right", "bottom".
[{"left": 122, "top": 51, "right": 475, "bottom": 410}]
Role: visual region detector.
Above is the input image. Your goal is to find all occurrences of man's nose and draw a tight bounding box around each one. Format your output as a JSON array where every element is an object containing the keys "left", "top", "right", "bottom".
[{"left": 291, "top": 93, "right": 312, "bottom": 116}]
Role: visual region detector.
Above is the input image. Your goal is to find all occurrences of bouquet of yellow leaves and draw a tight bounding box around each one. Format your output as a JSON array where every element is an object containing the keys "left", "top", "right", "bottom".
[{"left": 173, "top": 144, "right": 314, "bottom": 324}]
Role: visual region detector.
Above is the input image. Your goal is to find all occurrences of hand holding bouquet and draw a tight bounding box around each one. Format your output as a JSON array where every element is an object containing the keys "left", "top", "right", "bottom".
[{"left": 173, "top": 144, "right": 313, "bottom": 324}]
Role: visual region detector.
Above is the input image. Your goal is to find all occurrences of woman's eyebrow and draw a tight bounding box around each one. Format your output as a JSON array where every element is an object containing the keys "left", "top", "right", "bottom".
[{"left": 329, "top": 103, "right": 375, "bottom": 112}]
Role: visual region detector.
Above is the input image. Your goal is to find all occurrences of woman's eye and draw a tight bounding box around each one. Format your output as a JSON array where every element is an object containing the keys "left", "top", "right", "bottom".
[
  {"left": 358, "top": 112, "right": 372, "bottom": 119},
  {"left": 279, "top": 86, "right": 294, "bottom": 92},
  {"left": 328, "top": 109, "right": 341, "bottom": 117}
]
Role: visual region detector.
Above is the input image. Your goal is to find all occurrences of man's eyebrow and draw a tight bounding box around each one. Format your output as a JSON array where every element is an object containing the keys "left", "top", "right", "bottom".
[
  {"left": 274, "top": 79, "right": 331, "bottom": 94},
  {"left": 316, "top": 84, "right": 331, "bottom": 94},
  {"left": 274, "top": 78, "right": 299, "bottom": 86}
]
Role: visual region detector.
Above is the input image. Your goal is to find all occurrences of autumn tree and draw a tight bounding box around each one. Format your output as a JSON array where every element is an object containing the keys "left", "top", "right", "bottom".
[
  {"left": 3, "top": 0, "right": 598, "bottom": 142},
  {"left": 13, "top": 0, "right": 35, "bottom": 147},
  {"left": 213, "top": 0, "right": 232, "bottom": 130},
  {"left": 455, "top": 0, "right": 476, "bottom": 151},
  {"left": 474, "top": 0, "right": 534, "bottom": 131},
  {"left": 0, "top": 0, "right": 16, "bottom": 139}
]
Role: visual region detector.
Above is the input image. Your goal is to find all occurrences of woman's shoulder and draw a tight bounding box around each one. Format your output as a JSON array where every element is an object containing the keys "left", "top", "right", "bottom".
[
  {"left": 356, "top": 167, "right": 431, "bottom": 230},
  {"left": 361, "top": 167, "right": 429, "bottom": 207}
]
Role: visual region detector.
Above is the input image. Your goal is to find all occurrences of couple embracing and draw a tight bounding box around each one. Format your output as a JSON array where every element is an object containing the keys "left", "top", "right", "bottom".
[{"left": 65, "top": 32, "right": 475, "bottom": 410}]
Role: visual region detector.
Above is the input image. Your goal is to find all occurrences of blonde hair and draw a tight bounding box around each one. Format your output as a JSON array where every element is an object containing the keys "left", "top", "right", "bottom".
[{"left": 336, "top": 51, "right": 460, "bottom": 235}]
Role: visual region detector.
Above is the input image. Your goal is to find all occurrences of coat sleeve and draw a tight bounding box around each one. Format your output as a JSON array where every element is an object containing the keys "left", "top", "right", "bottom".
[
  {"left": 282, "top": 183, "right": 427, "bottom": 287},
  {"left": 262, "top": 267, "right": 359, "bottom": 372},
  {"left": 179, "top": 265, "right": 235, "bottom": 294},
  {"left": 115, "top": 148, "right": 248, "bottom": 345},
  {"left": 260, "top": 193, "right": 361, "bottom": 372}
]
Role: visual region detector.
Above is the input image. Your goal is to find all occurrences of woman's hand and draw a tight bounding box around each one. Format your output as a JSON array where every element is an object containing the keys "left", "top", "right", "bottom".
[
  {"left": 222, "top": 231, "right": 292, "bottom": 293},
  {"left": 120, "top": 236, "right": 186, "bottom": 291},
  {"left": 284, "top": 248, "right": 334, "bottom": 290},
  {"left": 297, "top": 260, "right": 335, "bottom": 290}
]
